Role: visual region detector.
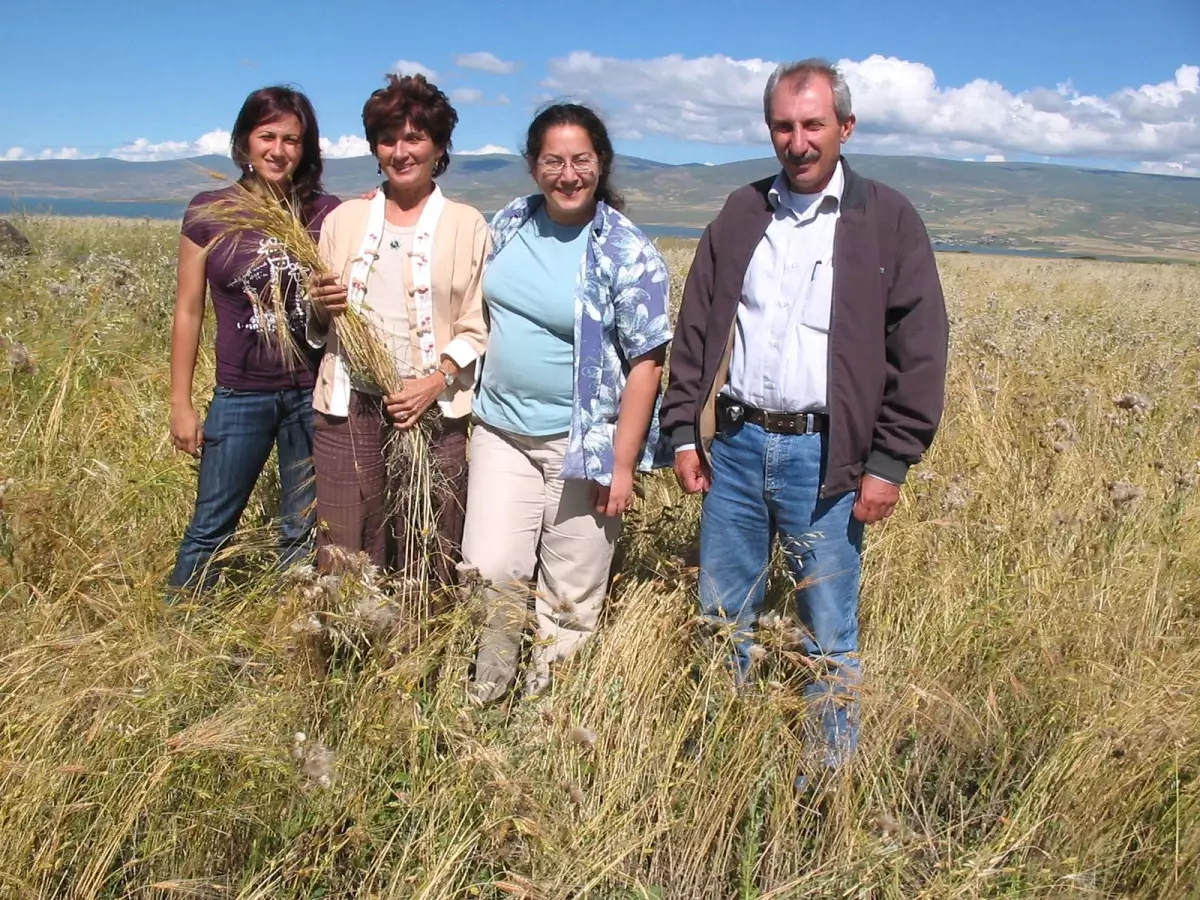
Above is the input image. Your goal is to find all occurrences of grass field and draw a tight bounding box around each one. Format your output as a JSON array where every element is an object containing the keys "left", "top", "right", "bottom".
[{"left": 1, "top": 217, "right": 1199, "bottom": 898}]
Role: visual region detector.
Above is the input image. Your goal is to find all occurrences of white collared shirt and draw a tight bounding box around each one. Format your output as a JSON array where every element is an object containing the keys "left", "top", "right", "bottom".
[{"left": 725, "top": 160, "right": 844, "bottom": 413}]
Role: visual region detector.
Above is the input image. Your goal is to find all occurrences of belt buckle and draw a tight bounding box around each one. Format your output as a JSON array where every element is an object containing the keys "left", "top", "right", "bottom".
[{"left": 804, "top": 413, "right": 815, "bottom": 434}]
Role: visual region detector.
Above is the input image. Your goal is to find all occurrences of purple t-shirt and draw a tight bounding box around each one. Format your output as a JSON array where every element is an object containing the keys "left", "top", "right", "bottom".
[{"left": 182, "top": 186, "right": 341, "bottom": 391}]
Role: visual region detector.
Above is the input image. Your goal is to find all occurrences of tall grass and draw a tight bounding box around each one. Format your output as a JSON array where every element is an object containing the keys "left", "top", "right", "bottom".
[{"left": 0, "top": 218, "right": 1197, "bottom": 898}]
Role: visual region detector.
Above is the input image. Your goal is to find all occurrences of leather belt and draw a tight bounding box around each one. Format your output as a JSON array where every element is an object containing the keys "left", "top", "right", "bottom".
[{"left": 718, "top": 397, "right": 829, "bottom": 435}]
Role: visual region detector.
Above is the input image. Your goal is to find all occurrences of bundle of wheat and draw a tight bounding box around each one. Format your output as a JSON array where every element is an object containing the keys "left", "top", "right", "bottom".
[
  {"left": 191, "top": 180, "right": 324, "bottom": 366},
  {"left": 194, "top": 181, "right": 448, "bottom": 606}
]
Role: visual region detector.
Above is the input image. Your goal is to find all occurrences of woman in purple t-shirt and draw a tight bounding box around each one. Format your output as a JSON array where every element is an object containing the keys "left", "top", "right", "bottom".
[{"left": 167, "top": 86, "right": 340, "bottom": 595}]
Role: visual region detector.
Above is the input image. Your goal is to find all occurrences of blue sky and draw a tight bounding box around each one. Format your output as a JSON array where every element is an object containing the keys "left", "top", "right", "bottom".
[{"left": 1, "top": 0, "right": 1197, "bottom": 174}]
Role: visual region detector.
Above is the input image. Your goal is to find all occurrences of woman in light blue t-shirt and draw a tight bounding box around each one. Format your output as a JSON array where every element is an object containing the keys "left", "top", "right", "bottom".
[{"left": 462, "top": 103, "right": 673, "bottom": 702}]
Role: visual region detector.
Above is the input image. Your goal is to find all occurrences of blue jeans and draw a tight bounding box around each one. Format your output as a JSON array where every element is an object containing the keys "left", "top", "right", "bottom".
[
  {"left": 699, "top": 420, "right": 864, "bottom": 769},
  {"left": 168, "top": 386, "right": 316, "bottom": 593}
]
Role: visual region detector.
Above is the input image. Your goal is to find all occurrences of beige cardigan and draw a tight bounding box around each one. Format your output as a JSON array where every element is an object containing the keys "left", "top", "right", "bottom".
[{"left": 309, "top": 194, "right": 490, "bottom": 419}]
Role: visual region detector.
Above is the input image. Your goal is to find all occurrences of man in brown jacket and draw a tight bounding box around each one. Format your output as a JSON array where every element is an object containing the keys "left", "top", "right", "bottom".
[{"left": 660, "top": 58, "right": 948, "bottom": 783}]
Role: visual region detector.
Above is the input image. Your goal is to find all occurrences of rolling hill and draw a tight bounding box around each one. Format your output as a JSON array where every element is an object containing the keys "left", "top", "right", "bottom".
[{"left": 2, "top": 152, "right": 1198, "bottom": 259}]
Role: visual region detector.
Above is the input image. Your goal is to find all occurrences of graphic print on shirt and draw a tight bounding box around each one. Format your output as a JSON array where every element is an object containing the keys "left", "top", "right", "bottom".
[{"left": 231, "top": 236, "right": 309, "bottom": 336}]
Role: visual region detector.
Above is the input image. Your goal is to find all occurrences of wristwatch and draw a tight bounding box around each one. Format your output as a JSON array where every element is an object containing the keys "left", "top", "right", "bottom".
[{"left": 440, "top": 366, "right": 455, "bottom": 388}]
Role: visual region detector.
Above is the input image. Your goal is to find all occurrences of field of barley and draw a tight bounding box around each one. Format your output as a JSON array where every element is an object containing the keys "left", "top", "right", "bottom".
[{"left": 0, "top": 217, "right": 1198, "bottom": 899}]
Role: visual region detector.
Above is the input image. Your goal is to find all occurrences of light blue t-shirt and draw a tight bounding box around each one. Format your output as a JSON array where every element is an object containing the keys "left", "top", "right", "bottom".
[{"left": 474, "top": 206, "right": 588, "bottom": 436}]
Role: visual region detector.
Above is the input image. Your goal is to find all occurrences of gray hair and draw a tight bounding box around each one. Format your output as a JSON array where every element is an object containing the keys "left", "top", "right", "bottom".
[{"left": 762, "top": 58, "right": 853, "bottom": 124}]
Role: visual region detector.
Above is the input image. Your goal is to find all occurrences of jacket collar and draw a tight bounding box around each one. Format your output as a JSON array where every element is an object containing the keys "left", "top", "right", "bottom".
[
  {"left": 767, "top": 159, "right": 845, "bottom": 219},
  {"left": 840, "top": 158, "right": 867, "bottom": 210},
  {"left": 753, "top": 156, "right": 867, "bottom": 213}
]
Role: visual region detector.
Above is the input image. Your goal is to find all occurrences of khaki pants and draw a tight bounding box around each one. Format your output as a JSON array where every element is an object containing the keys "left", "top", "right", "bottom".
[{"left": 461, "top": 421, "right": 620, "bottom": 700}]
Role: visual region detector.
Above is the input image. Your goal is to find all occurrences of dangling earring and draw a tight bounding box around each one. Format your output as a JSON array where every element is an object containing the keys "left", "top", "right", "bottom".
[
  {"left": 248, "top": 162, "right": 255, "bottom": 175},
  {"left": 377, "top": 164, "right": 382, "bottom": 176}
]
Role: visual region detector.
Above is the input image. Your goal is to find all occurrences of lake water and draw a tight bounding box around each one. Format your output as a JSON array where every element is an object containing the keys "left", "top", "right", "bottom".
[
  {"left": 0, "top": 195, "right": 1164, "bottom": 262},
  {"left": 1, "top": 196, "right": 188, "bottom": 219}
]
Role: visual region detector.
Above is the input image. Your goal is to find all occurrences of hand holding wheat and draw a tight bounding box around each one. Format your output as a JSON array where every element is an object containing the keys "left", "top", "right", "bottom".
[
  {"left": 308, "top": 272, "right": 348, "bottom": 324},
  {"left": 385, "top": 376, "right": 444, "bottom": 430}
]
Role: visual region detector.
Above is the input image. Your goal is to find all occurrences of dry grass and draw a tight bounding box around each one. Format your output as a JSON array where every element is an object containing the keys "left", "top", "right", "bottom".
[{"left": 1, "top": 218, "right": 1199, "bottom": 898}]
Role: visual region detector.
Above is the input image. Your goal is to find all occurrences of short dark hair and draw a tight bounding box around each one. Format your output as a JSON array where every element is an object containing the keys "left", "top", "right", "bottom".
[
  {"left": 524, "top": 102, "right": 624, "bottom": 212},
  {"left": 230, "top": 86, "right": 325, "bottom": 208},
  {"left": 362, "top": 74, "right": 459, "bottom": 178}
]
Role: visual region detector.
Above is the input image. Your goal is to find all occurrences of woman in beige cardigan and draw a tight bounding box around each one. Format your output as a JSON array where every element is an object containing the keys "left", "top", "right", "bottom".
[{"left": 308, "top": 74, "right": 488, "bottom": 584}]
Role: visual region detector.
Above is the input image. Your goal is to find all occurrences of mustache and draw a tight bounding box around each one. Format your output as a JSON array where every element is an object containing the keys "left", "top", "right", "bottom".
[{"left": 785, "top": 150, "right": 820, "bottom": 165}]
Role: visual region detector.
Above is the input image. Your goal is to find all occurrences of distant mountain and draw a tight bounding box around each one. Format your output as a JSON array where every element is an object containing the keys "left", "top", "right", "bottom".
[{"left": 2, "top": 152, "right": 1198, "bottom": 258}]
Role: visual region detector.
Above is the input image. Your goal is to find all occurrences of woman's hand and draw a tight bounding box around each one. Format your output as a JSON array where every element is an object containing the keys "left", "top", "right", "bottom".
[
  {"left": 591, "top": 467, "right": 636, "bottom": 518},
  {"left": 384, "top": 373, "right": 444, "bottom": 429},
  {"left": 308, "top": 272, "right": 348, "bottom": 324},
  {"left": 170, "top": 402, "right": 204, "bottom": 458}
]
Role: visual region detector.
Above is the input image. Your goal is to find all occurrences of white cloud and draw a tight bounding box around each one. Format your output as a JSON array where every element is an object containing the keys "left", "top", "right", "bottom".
[
  {"left": 111, "top": 138, "right": 193, "bottom": 161},
  {"left": 320, "top": 135, "right": 372, "bottom": 158},
  {"left": 392, "top": 59, "right": 437, "bottom": 80},
  {"left": 4, "top": 128, "right": 370, "bottom": 164},
  {"left": 1, "top": 145, "right": 86, "bottom": 161},
  {"left": 543, "top": 52, "right": 774, "bottom": 145},
  {"left": 1138, "top": 157, "right": 1200, "bottom": 177},
  {"left": 839, "top": 58, "right": 1199, "bottom": 163},
  {"left": 103, "top": 126, "right": 297, "bottom": 162},
  {"left": 984, "top": 154, "right": 1006, "bottom": 162},
  {"left": 454, "top": 51, "right": 518, "bottom": 75},
  {"left": 542, "top": 52, "right": 1200, "bottom": 169},
  {"left": 846, "top": 132, "right": 997, "bottom": 159},
  {"left": 496, "top": 93, "right": 511, "bottom": 106},
  {"left": 459, "top": 144, "right": 514, "bottom": 156},
  {"left": 450, "top": 87, "right": 485, "bottom": 105},
  {"left": 194, "top": 129, "right": 231, "bottom": 156},
  {"left": 108, "top": 128, "right": 230, "bottom": 161}
]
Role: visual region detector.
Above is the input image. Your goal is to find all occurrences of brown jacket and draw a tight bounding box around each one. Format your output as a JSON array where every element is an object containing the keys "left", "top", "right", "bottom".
[{"left": 660, "top": 159, "right": 948, "bottom": 497}]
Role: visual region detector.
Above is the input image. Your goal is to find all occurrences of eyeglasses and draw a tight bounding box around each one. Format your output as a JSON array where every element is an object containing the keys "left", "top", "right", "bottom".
[{"left": 538, "top": 155, "right": 598, "bottom": 176}]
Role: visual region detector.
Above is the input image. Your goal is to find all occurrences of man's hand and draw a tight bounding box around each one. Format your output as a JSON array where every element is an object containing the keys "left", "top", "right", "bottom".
[
  {"left": 384, "top": 373, "right": 443, "bottom": 429},
  {"left": 674, "top": 449, "right": 712, "bottom": 494},
  {"left": 852, "top": 474, "right": 900, "bottom": 523}
]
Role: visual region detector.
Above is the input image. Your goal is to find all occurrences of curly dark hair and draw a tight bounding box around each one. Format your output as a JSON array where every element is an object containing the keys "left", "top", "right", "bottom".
[
  {"left": 524, "top": 102, "right": 624, "bottom": 212},
  {"left": 230, "top": 85, "right": 325, "bottom": 212},
  {"left": 362, "top": 74, "right": 459, "bottom": 178}
]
